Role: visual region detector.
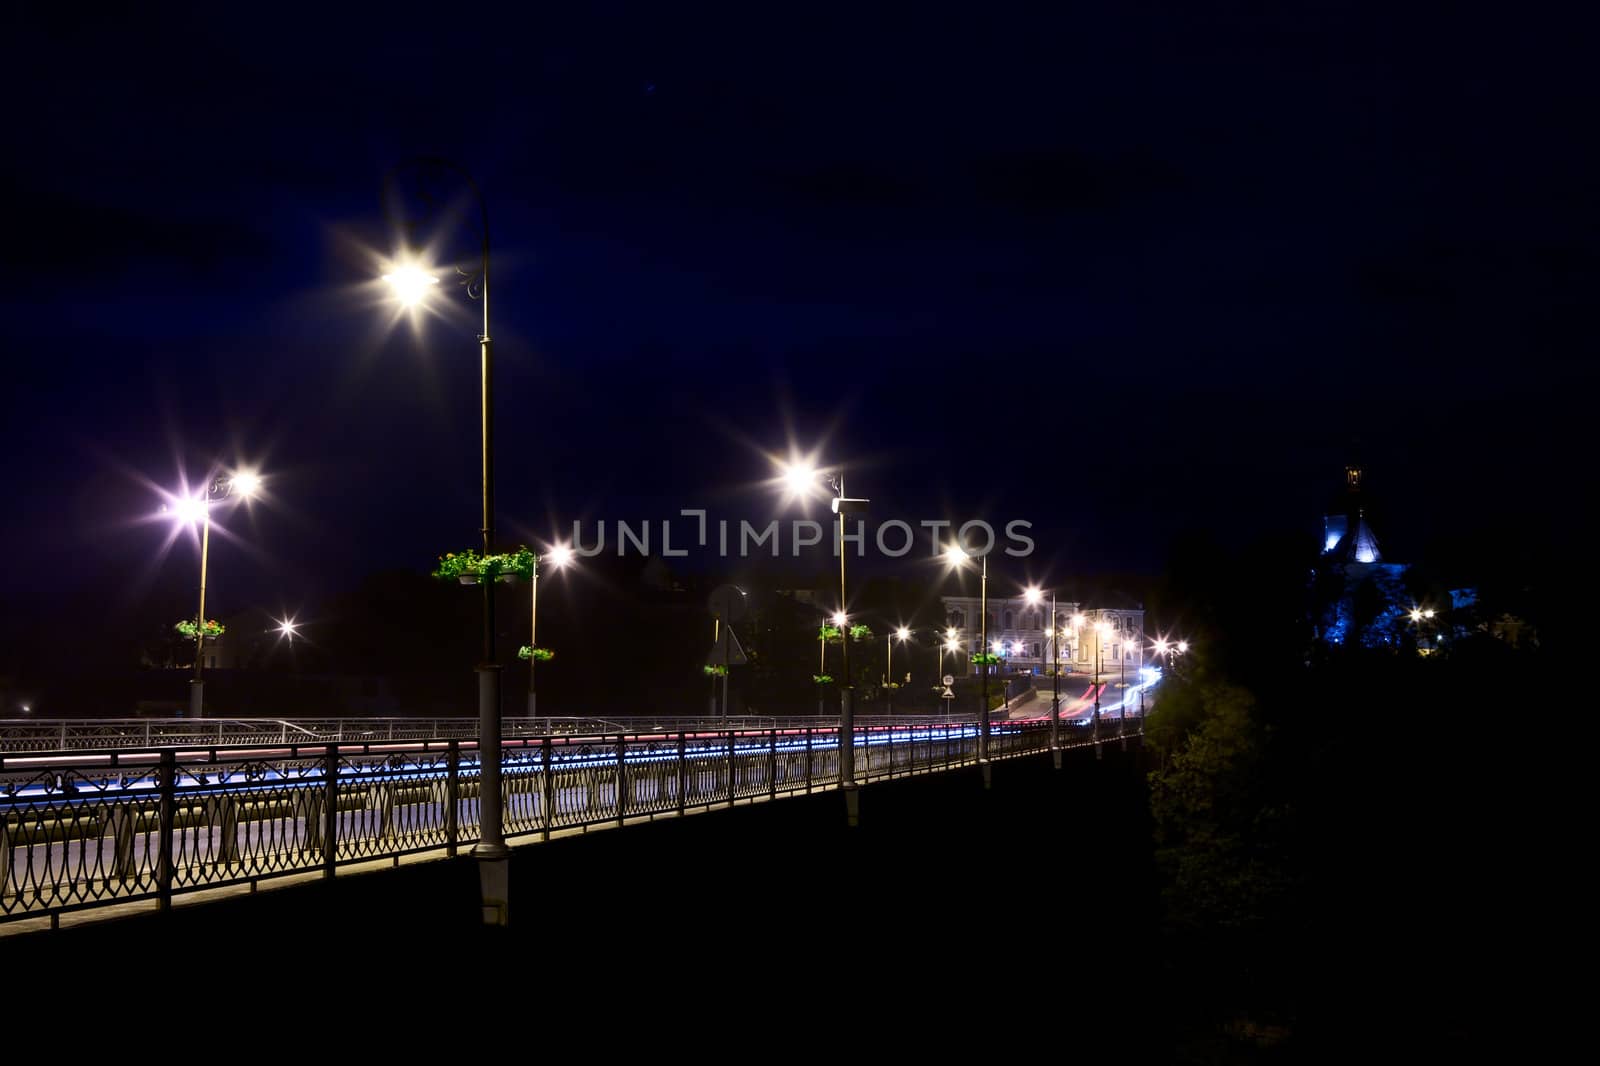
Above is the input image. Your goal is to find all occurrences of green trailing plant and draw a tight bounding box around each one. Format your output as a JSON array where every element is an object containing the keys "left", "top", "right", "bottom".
[
  {"left": 813, "top": 674, "right": 834, "bottom": 685},
  {"left": 517, "top": 645, "right": 555, "bottom": 662},
  {"left": 882, "top": 682, "right": 902, "bottom": 690},
  {"left": 175, "top": 619, "right": 224, "bottom": 640},
  {"left": 970, "top": 652, "right": 1001, "bottom": 665},
  {"left": 849, "top": 624, "right": 873, "bottom": 641},
  {"left": 818, "top": 624, "right": 842, "bottom": 643},
  {"left": 703, "top": 664, "right": 728, "bottom": 677},
  {"left": 433, "top": 546, "right": 538, "bottom": 582}
]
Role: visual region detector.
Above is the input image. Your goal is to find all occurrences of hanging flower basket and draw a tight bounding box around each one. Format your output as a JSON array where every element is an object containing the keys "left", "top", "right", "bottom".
[
  {"left": 813, "top": 674, "right": 834, "bottom": 685},
  {"left": 849, "top": 624, "right": 873, "bottom": 641},
  {"left": 818, "top": 624, "right": 842, "bottom": 643},
  {"left": 175, "top": 619, "right": 224, "bottom": 640},
  {"left": 703, "top": 664, "right": 728, "bottom": 677},
  {"left": 517, "top": 646, "right": 555, "bottom": 662},
  {"left": 433, "top": 547, "right": 537, "bottom": 584},
  {"left": 970, "top": 652, "right": 1001, "bottom": 665}
]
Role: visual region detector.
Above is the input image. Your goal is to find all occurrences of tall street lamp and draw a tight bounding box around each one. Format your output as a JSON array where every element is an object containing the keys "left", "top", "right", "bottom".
[
  {"left": 1026, "top": 587, "right": 1064, "bottom": 769},
  {"left": 1094, "top": 620, "right": 1112, "bottom": 753},
  {"left": 526, "top": 545, "right": 573, "bottom": 716},
  {"left": 167, "top": 470, "right": 260, "bottom": 718},
  {"left": 381, "top": 157, "right": 509, "bottom": 922},
  {"left": 944, "top": 543, "right": 991, "bottom": 783},
  {"left": 780, "top": 460, "right": 867, "bottom": 824}
]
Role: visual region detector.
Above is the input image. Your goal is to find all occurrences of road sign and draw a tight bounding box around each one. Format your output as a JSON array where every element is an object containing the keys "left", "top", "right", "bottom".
[
  {"left": 940, "top": 685, "right": 955, "bottom": 700},
  {"left": 942, "top": 674, "right": 954, "bottom": 686}
]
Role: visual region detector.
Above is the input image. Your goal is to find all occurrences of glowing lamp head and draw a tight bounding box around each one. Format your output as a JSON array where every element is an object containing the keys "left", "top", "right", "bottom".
[
  {"left": 943, "top": 544, "right": 969, "bottom": 567},
  {"left": 944, "top": 640, "right": 959, "bottom": 652},
  {"left": 169, "top": 496, "right": 207, "bottom": 525},
  {"left": 1024, "top": 587, "right": 1042, "bottom": 605},
  {"left": 831, "top": 612, "right": 847, "bottom": 627},
  {"left": 780, "top": 462, "right": 818, "bottom": 500},
  {"left": 945, "top": 626, "right": 958, "bottom": 640},
  {"left": 1423, "top": 609, "right": 1435, "bottom": 619},
  {"left": 1153, "top": 639, "right": 1169, "bottom": 655},
  {"left": 382, "top": 265, "right": 439, "bottom": 308},
  {"left": 230, "top": 471, "right": 261, "bottom": 499},
  {"left": 895, "top": 626, "right": 910, "bottom": 641},
  {"left": 1177, "top": 641, "right": 1189, "bottom": 654},
  {"left": 546, "top": 545, "right": 574, "bottom": 569},
  {"left": 1071, "top": 614, "right": 1085, "bottom": 629},
  {"left": 276, "top": 618, "right": 299, "bottom": 640},
  {"left": 991, "top": 640, "right": 1003, "bottom": 654},
  {"left": 1011, "top": 641, "right": 1023, "bottom": 655}
]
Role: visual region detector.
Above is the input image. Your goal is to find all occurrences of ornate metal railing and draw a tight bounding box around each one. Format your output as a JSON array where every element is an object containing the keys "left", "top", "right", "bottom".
[
  {"left": 0, "top": 715, "right": 1134, "bottom": 927},
  {"left": 0, "top": 714, "right": 1004, "bottom": 754}
]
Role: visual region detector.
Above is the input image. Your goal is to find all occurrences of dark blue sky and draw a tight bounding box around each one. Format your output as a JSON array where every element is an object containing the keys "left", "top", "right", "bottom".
[{"left": 0, "top": 3, "right": 1590, "bottom": 636}]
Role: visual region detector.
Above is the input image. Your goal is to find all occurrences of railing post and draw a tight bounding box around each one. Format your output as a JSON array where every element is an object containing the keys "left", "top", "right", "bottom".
[
  {"left": 615, "top": 735, "right": 627, "bottom": 827},
  {"left": 446, "top": 740, "right": 460, "bottom": 857},
  {"left": 768, "top": 728, "right": 777, "bottom": 799},
  {"left": 676, "top": 731, "right": 687, "bottom": 817},
  {"left": 726, "top": 730, "right": 736, "bottom": 807},
  {"left": 805, "top": 728, "right": 813, "bottom": 794},
  {"left": 157, "top": 749, "right": 175, "bottom": 912},
  {"left": 144, "top": 721, "right": 151, "bottom": 747},
  {"left": 208, "top": 794, "right": 240, "bottom": 865},
  {"left": 541, "top": 736, "right": 554, "bottom": 842},
  {"left": 322, "top": 744, "right": 338, "bottom": 879}
]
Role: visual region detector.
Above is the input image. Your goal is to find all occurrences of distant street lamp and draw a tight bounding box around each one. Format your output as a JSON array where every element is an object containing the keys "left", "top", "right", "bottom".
[
  {"left": 944, "top": 544, "right": 991, "bottom": 778},
  {"left": 527, "top": 545, "right": 573, "bottom": 716},
  {"left": 165, "top": 469, "right": 260, "bottom": 718},
  {"left": 1026, "top": 586, "right": 1064, "bottom": 769},
  {"left": 1094, "top": 620, "right": 1113, "bottom": 750},
  {"left": 886, "top": 626, "right": 910, "bottom": 714},
  {"left": 381, "top": 156, "right": 510, "bottom": 922}
]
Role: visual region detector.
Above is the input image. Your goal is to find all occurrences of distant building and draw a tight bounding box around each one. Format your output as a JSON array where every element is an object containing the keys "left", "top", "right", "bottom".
[{"left": 940, "top": 593, "right": 1144, "bottom": 677}]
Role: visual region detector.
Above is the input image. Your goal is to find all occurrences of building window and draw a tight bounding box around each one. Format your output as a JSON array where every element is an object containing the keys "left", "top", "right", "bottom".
[
  {"left": 949, "top": 611, "right": 964, "bottom": 630},
  {"left": 1003, "top": 610, "right": 1014, "bottom": 630}
]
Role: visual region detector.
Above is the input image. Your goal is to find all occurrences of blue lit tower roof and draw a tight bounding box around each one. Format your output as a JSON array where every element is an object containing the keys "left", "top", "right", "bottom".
[{"left": 1322, "top": 465, "right": 1381, "bottom": 564}]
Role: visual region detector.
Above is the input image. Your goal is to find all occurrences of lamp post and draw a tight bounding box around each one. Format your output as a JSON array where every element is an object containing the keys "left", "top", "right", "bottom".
[
  {"left": 381, "top": 157, "right": 509, "bottom": 922},
  {"left": 1026, "top": 587, "right": 1064, "bottom": 769},
  {"left": 527, "top": 545, "right": 573, "bottom": 717},
  {"left": 886, "top": 626, "right": 910, "bottom": 714},
  {"left": 168, "top": 470, "right": 260, "bottom": 719},
  {"left": 944, "top": 544, "right": 990, "bottom": 782},
  {"left": 1094, "top": 620, "right": 1112, "bottom": 755},
  {"left": 780, "top": 460, "right": 867, "bottom": 823}
]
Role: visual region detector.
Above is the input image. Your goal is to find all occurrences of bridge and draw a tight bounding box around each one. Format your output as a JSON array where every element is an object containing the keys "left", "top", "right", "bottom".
[{"left": 1, "top": 707, "right": 1142, "bottom": 931}]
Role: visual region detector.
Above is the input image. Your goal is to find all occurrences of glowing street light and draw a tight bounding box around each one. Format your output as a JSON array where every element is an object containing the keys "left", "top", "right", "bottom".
[
  {"left": 165, "top": 469, "right": 263, "bottom": 719},
  {"left": 526, "top": 545, "right": 573, "bottom": 715},
  {"left": 944, "top": 542, "right": 993, "bottom": 773},
  {"left": 380, "top": 158, "right": 511, "bottom": 913},
  {"left": 275, "top": 617, "right": 300, "bottom": 642},
  {"left": 776, "top": 455, "right": 868, "bottom": 820},
  {"left": 780, "top": 461, "right": 820, "bottom": 501},
  {"left": 381, "top": 264, "right": 440, "bottom": 308}
]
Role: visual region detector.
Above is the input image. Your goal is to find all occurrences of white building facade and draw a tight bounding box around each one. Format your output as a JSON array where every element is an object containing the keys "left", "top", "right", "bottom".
[{"left": 940, "top": 596, "right": 1145, "bottom": 678}]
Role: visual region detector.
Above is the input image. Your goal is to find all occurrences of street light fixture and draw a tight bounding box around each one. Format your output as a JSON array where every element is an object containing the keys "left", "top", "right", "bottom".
[
  {"left": 1025, "top": 585, "right": 1065, "bottom": 769},
  {"left": 1094, "top": 620, "right": 1112, "bottom": 749},
  {"left": 778, "top": 459, "right": 867, "bottom": 822},
  {"left": 380, "top": 157, "right": 510, "bottom": 923},
  {"left": 166, "top": 469, "right": 260, "bottom": 719},
  {"left": 944, "top": 543, "right": 992, "bottom": 779},
  {"left": 527, "top": 546, "right": 573, "bottom": 716}
]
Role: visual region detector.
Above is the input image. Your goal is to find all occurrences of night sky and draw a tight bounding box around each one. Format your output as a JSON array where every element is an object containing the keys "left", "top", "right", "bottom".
[{"left": 1, "top": 5, "right": 1589, "bottom": 661}]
